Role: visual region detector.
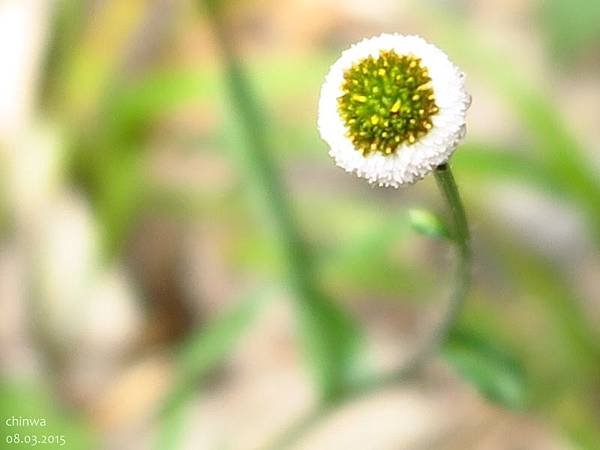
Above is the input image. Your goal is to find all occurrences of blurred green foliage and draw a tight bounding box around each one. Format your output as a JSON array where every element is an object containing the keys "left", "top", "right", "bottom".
[
  {"left": 2, "top": 0, "right": 600, "bottom": 449},
  {"left": 0, "top": 382, "right": 94, "bottom": 450},
  {"left": 444, "top": 328, "right": 527, "bottom": 410},
  {"left": 159, "top": 288, "right": 275, "bottom": 450},
  {"left": 207, "top": 5, "right": 365, "bottom": 400},
  {"left": 408, "top": 208, "right": 450, "bottom": 240},
  {"left": 539, "top": 0, "right": 600, "bottom": 63}
]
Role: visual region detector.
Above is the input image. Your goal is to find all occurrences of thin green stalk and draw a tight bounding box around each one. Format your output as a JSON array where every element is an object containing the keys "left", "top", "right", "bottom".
[
  {"left": 202, "top": 0, "right": 360, "bottom": 399},
  {"left": 418, "top": 4, "right": 600, "bottom": 245},
  {"left": 202, "top": 1, "right": 308, "bottom": 274},
  {"left": 265, "top": 164, "right": 472, "bottom": 450}
]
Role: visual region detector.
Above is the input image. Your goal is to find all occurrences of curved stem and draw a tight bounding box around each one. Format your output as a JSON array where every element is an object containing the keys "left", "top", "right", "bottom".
[{"left": 265, "top": 164, "right": 471, "bottom": 450}]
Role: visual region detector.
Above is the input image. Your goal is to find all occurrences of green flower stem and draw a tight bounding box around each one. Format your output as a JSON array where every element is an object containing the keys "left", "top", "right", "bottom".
[
  {"left": 365, "top": 163, "right": 471, "bottom": 388},
  {"left": 341, "top": 164, "right": 471, "bottom": 394},
  {"left": 265, "top": 164, "right": 472, "bottom": 450},
  {"left": 203, "top": 2, "right": 471, "bottom": 448}
]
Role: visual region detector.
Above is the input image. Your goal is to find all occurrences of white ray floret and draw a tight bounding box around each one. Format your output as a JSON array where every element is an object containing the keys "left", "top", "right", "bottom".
[{"left": 318, "top": 33, "right": 471, "bottom": 187}]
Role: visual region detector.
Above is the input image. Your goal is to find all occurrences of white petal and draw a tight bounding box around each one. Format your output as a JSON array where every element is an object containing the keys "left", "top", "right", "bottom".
[{"left": 318, "top": 34, "right": 470, "bottom": 187}]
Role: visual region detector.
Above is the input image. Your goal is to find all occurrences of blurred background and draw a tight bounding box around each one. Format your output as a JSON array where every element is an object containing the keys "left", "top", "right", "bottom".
[{"left": 1, "top": 0, "right": 600, "bottom": 449}]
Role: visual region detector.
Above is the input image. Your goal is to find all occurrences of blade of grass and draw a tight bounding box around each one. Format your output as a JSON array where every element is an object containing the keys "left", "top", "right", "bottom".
[
  {"left": 201, "top": 0, "right": 363, "bottom": 400},
  {"left": 443, "top": 327, "right": 528, "bottom": 410},
  {"left": 158, "top": 288, "right": 274, "bottom": 450},
  {"left": 102, "top": 70, "right": 218, "bottom": 143},
  {"left": 489, "top": 230, "right": 600, "bottom": 375},
  {"left": 39, "top": 0, "right": 87, "bottom": 109},
  {"left": 454, "top": 142, "right": 564, "bottom": 195},
  {"left": 60, "top": 0, "right": 150, "bottom": 120}
]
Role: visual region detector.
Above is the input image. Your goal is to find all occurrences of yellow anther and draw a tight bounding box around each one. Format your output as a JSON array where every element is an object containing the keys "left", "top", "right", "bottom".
[
  {"left": 370, "top": 114, "right": 380, "bottom": 125},
  {"left": 411, "top": 94, "right": 420, "bottom": 101},
  {"left": 352, "top": 94, "right": 367, "bottom": 103},
  {"left": 390, "top": 99, "right": 401, "bottom": 113},
  {"left": 378, "top": 68, "right": 386, "bottom": 76}
]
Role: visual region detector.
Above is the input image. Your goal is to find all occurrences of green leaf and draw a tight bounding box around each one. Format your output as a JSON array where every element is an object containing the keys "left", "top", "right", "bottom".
[
  {"left": 444, "top": 328, "right": 528, "bottom": 410},
  {"left": 40, "top": 0, "right": 88, "bottom": 108},
  {"left": 163, "top": 289, "right": 273, "bottom": 414},
  {"left": 292, "top": 288, "right": 363, "bottom": 400},
  {"left": 555, "top": 394, "right": 600, "bottom": 450},
  {"left": 0, "top": 380, "right": 95, "bottom": 450},
  {"left": 158, "top": 288, "right": 274, "bottom": 450},
  {"left": 103, "top": 70, "right": 219, "bottom": 143},
  {"left": 95, "top": 150, "right": 144, "bottom": 260},
  {"left": 539, "top": 0, "right": 600, "bottom": 62},
  {"left": 453, "top": 142, "right": 563, "bottom": 195},
  {"left": 408, "top": 208, "right": 450, "bottom": 240},
  {"left": 74, "top": 68, "right": 220, "bottom": 259},
  {"left": 205, "top": 1, "right": 366, "bottom": 401},
  {"left": 486, "top": 228, "right": 600, "bottom": 375},
  {"left": 318, "top": 208, "right": 431, "bottom": 299}
]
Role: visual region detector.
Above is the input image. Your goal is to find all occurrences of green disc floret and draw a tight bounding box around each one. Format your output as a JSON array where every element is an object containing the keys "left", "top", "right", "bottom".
[{"left": 337, "top": 50, "right": 439, "bottom": 156}]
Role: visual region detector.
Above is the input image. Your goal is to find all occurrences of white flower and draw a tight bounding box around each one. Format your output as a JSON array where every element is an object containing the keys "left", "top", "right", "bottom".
[{"left": 318, "top": 34, "right": 471, "bottom": 187}]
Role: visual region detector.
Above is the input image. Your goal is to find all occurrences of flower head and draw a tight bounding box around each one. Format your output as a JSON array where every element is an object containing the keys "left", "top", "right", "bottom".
[{"left": 318, "top": 34, "right": 471, "bottom": 186}]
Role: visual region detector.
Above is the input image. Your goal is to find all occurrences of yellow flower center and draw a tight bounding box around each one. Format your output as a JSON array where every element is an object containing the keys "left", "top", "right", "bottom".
[{"left": 337, "top": 50, "right": 439, "bottom": 156}]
